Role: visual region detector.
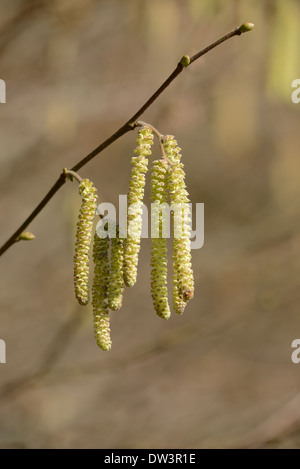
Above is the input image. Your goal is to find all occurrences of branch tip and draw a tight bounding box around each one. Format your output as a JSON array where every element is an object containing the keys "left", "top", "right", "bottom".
[{"left": 239, "top": 22, "right": 255, "bottom": 34}]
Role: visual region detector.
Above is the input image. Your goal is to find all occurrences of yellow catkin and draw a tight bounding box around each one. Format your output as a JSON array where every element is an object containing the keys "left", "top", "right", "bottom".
[
  {"left": 92, "top": 231, "right": 111, "bottom": 351},
  {"left": 163, "top": 136, "right": 194, "bottom": 314},
  {"left": 123, "top": 126, "right": 154, "bottom": 287},
  {"left": 108, "top": 225, "right": 124, "bottom": 311},
  {"left": 150, "top": 159, "right": 170, "bottom": 320},
  {"left": 74, "top": 179, "right": 97, "bottom": 306}
]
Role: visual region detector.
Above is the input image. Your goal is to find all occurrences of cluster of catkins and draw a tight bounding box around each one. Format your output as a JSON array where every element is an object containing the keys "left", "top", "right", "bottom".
[{"left": 73, "top": 126, "right": 194, "bottom": 351}]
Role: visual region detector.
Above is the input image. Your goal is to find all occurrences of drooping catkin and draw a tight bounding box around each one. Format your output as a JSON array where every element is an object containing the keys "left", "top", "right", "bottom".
[
  {"left": 92, "top": 231, "right": 111, "bottom": 351},
  {"left": 108, "top": 225, "right": 124, "bottom": 311},
  {"left": 163, "top": 136, "right": 194, "bottom": 314},
  {"left": 150, "top": 158, "right": 170, "bottom": 320},
  {"left": 74, "top": 179, "right": 97, "bottom": 306},
  {"left": 123, "top": 126, "right": 153, "bottom": 287}
]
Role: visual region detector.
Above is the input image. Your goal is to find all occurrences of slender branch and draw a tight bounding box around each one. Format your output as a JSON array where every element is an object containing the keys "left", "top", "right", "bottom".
[
  {"left": 189, "top": 25, "right": 245, "bottom": 64},
  {"left": 0, "top": 23, "right": 253, "bottom": 257},
  {"left": 0, "top": 174, "right": 66, "bottom": 256}
]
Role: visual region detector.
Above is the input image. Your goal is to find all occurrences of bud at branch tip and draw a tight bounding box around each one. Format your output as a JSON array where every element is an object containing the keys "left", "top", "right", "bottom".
[{"left": 239, "top": 22, "right": 255, "bottom": 34}]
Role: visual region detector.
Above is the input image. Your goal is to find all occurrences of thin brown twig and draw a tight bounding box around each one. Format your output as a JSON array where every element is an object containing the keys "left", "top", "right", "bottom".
[
  {"left": 135, "top": 120, "right": 171, "bottom": 163},
  {"left": 63, "top": 168, "right": 83, "bottom": 183},
  {"left": 0, "top": 23, "right": 253, "bottom": 257},
  {"left": 135, "top": 120, "right": 163, "bottom": 139}
]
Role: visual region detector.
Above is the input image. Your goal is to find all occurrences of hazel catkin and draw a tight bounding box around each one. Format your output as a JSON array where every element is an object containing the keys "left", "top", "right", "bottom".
[
  {"left": 150, "top": 158, "right": 170, "bottom": 320},
  {"left": 123, "top": 126, "right": 154, "bottom": 287},
  {"left": 108, "top": 225, "right": 125, "bottom": 311},
  {"left": 163, "top": 136, "right": 194, "bottom": 314},
  {"left": 92, "top": 230, "right": 111, "bottom": 351},
  {"left": 74, "top": 179, "right": 97, "bottom": 306}
]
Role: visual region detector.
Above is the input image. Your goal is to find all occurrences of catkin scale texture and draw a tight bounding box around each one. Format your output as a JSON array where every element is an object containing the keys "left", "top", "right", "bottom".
[
  {"left": 150, "top": 159, "right": 170, "bottom": 320},
  {"left": 92, "top": 232, "right": 111, "bottom": 351},
  {"left": 123, "top": 126, "right": 153, "bottom": 287},
  {"left": 108, "top": 225, "right": 124, "bottom": 311},
  {"left": 163, "top": 136, "right": 194, "bottom": 314},
  {"left": 73, "top": 179, "right": 97, "bottom": 306}
]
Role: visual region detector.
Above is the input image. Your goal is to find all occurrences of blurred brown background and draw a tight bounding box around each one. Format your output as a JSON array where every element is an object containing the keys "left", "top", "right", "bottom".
[{"left": 1, "top": 0, "right": 300, "bottom": 449}]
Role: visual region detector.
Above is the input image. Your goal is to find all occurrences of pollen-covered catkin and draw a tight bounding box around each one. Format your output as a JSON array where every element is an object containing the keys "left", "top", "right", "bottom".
[
  {"left": 150, "top": 158, "right": 170, "bottom": 320},
  {"left": 123, "top": 126, "right": 153, "bottom": 287},
  {"left": 92, "top": 231, "right": 111, "bottom": 351},
  {"left": 74, "top": 179, "right": 97, "bottom": 306},
  {"left": 108, "top": 225, "right": 124, "bottom": 311},
  {"left": 163, "top": 136, "right": 194, "bottom": 314}
]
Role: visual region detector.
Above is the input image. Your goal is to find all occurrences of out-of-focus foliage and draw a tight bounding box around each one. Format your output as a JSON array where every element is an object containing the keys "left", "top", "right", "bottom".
[
  {"left": 0, "top": 0, "right": 300, "bottom": 449},
  {"left": 267, "top": 0, "right": 300, "bottom": 101}
]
